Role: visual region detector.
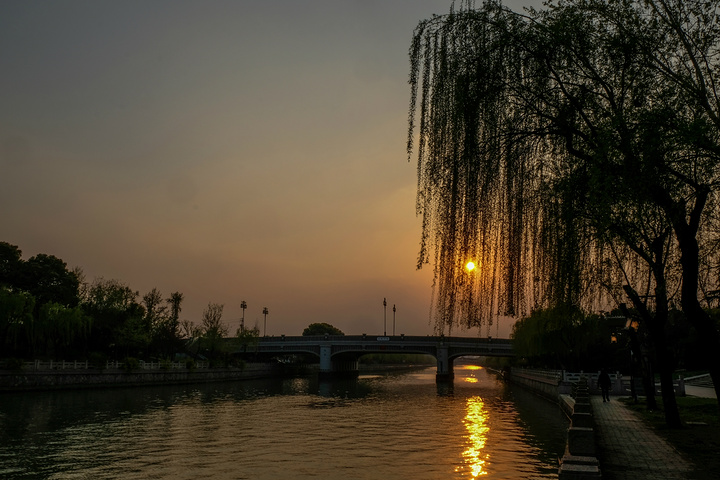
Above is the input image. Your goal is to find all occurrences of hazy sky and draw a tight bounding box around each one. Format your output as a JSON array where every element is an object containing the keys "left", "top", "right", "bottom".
[{"left": 1, "top": 0, "right": 536, "bottom": 337}]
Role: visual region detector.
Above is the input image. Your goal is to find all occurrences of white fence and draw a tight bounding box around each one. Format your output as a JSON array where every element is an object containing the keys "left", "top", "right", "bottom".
[
  {"left": 514, "top": 367, "right": 687, "bottom": 396},
  {"left": 21, "top": 360, "right": 209, "bottom": 371}
]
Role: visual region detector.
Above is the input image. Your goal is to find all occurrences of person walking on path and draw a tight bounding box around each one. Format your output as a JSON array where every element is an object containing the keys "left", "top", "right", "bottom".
[{"left": 598, "top": 369, "right": 611, "bottom": 402}]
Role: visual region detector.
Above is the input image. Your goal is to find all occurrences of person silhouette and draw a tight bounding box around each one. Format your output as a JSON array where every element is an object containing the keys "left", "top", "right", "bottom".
[{"left": 598, "top": 369, "right": 611, "bottom": 402}]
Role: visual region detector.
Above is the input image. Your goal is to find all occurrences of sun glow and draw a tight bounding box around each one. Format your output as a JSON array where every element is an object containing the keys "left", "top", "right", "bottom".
[
  {"left": 461, "top": 396, "right": 490, "bottom": 477},
  {"left": 466, "top": 261, "right": 476, "bottom": 271}
]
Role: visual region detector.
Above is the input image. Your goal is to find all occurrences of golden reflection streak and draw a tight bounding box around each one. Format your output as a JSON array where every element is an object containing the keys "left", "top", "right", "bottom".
[
  {"left": 461, "top": 365, "right": 482, "bottom": 383},
  {"left": 462, "top": 396, "right": 489, "bottom": 477}
]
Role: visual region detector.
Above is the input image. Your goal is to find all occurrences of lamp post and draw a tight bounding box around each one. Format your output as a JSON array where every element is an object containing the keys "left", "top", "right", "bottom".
[
  {"left": 609, "top": 318, "right": 639, "bottom": 403},
  {"left": 625, "top": 318, "right": 640, "bottom": 403},
  {"left": 263, "top": 307, "right": 269, "bottom": 337},
  {"left": 392, "top": 304, "right": 396, "bottom": 336},
  {"left": 383, "top": 298, "right": 387, "bottom": 336},
  {"left": 240, "top": 300, "right": 247, "bottom": 334}
]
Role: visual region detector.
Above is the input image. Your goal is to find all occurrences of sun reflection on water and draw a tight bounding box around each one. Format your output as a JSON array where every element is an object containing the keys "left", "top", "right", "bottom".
[
  {"left": 462, "top": 365, "right": 482, "bottom": 383},
  {"left": 460, "top": 396, "right": 490, "bottom": 477}
]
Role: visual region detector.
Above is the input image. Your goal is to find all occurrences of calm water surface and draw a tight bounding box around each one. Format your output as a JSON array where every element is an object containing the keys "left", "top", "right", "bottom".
[{"left": 0, "top": 366, "right": 568, "bottom": 479}]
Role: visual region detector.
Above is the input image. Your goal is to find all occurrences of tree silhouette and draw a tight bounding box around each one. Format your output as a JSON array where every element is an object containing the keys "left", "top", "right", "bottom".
[{"left": 408, "top": 0, "right": 720, "bottom": 412}]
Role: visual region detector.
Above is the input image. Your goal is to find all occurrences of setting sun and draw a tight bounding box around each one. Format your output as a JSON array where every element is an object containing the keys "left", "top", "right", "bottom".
[{"left": 466, "top": 261, "right": 476, "bottom": 271}]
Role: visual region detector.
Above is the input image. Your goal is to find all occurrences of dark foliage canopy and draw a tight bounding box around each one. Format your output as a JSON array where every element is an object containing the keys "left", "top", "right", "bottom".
[{"left": 302, "top": 322, "right": 345, "bottom": 336}]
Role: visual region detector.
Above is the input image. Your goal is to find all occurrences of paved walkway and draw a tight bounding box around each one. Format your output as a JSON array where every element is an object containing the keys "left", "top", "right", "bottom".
[
  {"left": 590, "top": 396, "right": 693, "bottom": 479},
  {"left": 685, "top": 385, "right": 717, "bottom": 398}
]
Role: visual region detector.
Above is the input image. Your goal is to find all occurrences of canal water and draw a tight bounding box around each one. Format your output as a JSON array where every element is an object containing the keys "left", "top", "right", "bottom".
[{"left": 0, "top": 366, "right": 569, "bottom": 479}]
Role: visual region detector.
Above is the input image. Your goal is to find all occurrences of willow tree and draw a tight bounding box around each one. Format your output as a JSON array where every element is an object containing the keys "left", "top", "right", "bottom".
[
  {"left": 408, "top": 0, "right": 620, "bottom": 332},
  {"left": 408, "top": 0, "right": 720, "bottom": 408},
  {"left": 409, "top": 1, "right": 560, "bottom": 333}
]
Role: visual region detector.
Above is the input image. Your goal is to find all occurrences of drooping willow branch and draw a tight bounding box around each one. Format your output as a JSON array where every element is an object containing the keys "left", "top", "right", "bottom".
[
  {"left": 407, "top": 0, "right": 720, "bottom": 332},
  {"left": 408, "top": 2, "right": 573, "bottom": 332}
]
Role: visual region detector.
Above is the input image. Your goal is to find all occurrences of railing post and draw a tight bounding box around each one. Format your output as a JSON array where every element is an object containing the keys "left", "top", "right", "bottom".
[{"left": 677, "top": 374, "right": 685, "bottom": 396}]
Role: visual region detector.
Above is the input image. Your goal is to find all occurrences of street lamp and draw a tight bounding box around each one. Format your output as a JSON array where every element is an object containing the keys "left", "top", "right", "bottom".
[
  {"left": 609, "top": 319, "right": 639, "bottom": 403},
  {"left": 240, "top": 300, "right": 247, "bottom": 334},
  {"left": 383, "top": 298, "right": 387, "bottom": 336},
  {"left": 263, "top": 307, "right": 269, "bottom": 337},
  {"left": 625, "top": 318, "right": 640, "bottom": 331},
  {"left": 393, "top": 304, "right": 396, "bottom": 336}
]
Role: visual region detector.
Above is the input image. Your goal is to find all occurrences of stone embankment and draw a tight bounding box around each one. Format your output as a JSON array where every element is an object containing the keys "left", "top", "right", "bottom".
[
  {"left": 0, "top": 362, "right": 285, "bottom": 392},
  {"left": 558, "top": 381, "right": 601, "bottom": 479},
  {"left": 505, "top": 368, "right": 601, "bottom": 479}
]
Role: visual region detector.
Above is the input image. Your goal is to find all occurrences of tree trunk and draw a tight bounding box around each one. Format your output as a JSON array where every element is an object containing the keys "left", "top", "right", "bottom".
[
  {"left": 658, "top": 365, "right": 681, "bottom": 426},
  {"left": 656, "top": 185, "right": 720, "bottom": 409},
  {"left": 649, "top": 246, "right": 682, "bottom": 428},
  {"left": 639, "top": 352, "right": 656, "bottom": 409},
  {"left": 690, "top": 308, "right": 720, "bottom": 402},
  {"left": 674, "top": 211, "right": 720, "bottom": 405}
]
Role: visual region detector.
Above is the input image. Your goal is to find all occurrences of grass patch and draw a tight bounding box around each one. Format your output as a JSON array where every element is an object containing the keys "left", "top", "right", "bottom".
[{"left": 620, "top": 396, "right": 720, "bottom": 479}]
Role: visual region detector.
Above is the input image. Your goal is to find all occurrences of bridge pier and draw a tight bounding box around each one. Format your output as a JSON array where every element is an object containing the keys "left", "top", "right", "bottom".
[
  {"left": 436, "top": 346, "right": 454, "bottom": 382},
  {"left": 319, "top": 345, "right": 359, "bottom": 379},
  {"left": 319, "top": 345, "right": 332, "bottom": 375}
]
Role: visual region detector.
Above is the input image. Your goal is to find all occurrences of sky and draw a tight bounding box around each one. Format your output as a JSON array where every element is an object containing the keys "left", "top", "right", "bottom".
[{"left": 1, "top": 0, "right": 537, "bottom": 338}]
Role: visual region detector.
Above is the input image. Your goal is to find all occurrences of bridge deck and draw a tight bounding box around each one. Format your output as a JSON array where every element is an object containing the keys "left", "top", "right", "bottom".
[{"left": 244, "top": 335, "right": 513, "bottom": 358}]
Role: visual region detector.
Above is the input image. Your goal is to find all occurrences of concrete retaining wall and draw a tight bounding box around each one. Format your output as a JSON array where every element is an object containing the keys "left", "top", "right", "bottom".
[
  {"left": 505, "top": 369, "right": 601, "bottom": 479},
  {"left": 507, "top": 367, "right": 574, "bottom": 401},
  {"left": 0, "top": 363, "right": 282, "bottom": 392}
]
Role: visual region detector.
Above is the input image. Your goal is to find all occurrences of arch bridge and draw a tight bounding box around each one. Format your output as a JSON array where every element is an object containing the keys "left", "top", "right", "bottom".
[{"left": 239, "top": 335, "right": 514, "bottom": 381}]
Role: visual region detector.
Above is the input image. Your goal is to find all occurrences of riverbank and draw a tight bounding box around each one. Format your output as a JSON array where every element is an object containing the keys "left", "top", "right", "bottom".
[
  {"left": 0, "top": 362, "right": 436, "bottom": 392},
  {"left": 497, "top": 368, "right": 601, "bottom": 478},
  {"left": 0, "top": 362, "right": 288, "bottom": 392},
  {"left": 502, "top": 367, "right": 720, "bottom": 479}
]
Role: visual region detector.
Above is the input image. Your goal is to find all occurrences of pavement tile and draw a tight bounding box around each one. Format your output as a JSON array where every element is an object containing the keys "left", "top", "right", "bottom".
[{"left": 591, "top": 396, "right": 693, "bottom": 480}]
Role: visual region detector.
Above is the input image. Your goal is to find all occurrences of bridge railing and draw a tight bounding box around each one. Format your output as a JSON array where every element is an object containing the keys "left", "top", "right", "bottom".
[{"left": 257, "top": 335, "right": 512, "bottom": 344}]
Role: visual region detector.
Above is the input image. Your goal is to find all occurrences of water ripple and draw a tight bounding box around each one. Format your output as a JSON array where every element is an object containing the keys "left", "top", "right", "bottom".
[{"left": 1, "top": 367, "right": 568, "bottom": 479}]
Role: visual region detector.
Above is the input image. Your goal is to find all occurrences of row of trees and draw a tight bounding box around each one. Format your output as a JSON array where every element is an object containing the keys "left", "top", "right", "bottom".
[
  {"left": 511, "top": 305, "right": 710, "bottom": 373},
  {"left": 0, "top": 241, "right": 255, "bottom": 363},
  {"left": 408, "top": 0, "right": 720, "bottom": 425}
]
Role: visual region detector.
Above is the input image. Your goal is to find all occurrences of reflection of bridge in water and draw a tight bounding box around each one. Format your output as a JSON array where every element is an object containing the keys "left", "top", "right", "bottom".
[{"left": 239, "top": 335, "right": 514, "bottom": 381}]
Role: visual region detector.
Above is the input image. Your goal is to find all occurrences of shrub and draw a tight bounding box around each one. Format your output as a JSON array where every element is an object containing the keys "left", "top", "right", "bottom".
[
  {"left": 88, "top": 352, "right": 108, "bottom": 370},
  {"left": 123, "top": 357, "right": 140, "bottom": 372},
  {"left": 1, "top": 358, "right": 24, "bottom": 371}
]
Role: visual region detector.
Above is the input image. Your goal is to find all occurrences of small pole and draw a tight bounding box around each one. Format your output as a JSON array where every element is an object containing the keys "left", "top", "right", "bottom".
[
  {"left": 383, "top": 298, "right": 387, "bottom": 336},
  {"left": 241, "top": 300, "right": 247, "bottom": 334},
  {"left": 393, "top": 304, "right": 396, "bottom": 336},
  {"left": 263, "top": 307, "right": 269, "bottom": 336}
]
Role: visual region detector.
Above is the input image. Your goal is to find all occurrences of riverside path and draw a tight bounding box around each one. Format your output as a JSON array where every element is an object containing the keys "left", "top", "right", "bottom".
[{"left": 591, "top": 396, "right": 693, "bottom": 479}]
